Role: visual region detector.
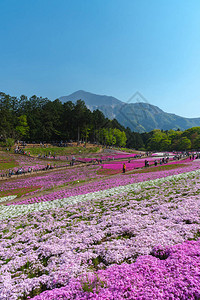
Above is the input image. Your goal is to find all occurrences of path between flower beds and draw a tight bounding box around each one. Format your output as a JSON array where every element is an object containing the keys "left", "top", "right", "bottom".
[{"left": 0, "top": 161, "right": 87, "bottom": 181}]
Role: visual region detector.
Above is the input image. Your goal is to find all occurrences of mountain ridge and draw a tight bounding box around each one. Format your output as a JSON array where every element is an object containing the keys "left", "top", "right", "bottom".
[
  {"left": 59, "top": 90, "right": 122, "bottom": 107},
  {"left": 59, "top": 90, "right": 200, "bottom": 132}
]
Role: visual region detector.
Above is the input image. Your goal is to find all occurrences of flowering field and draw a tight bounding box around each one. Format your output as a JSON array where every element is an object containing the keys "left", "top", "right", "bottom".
[
  {"left": 9, "top": 157, "right": 198, "bottom": 206},
  {"left": 0, "top": 152, "right": 200, "bottom": 299},
  {"left": 0, "top": 165, "right": 102, "bottom": 199}
]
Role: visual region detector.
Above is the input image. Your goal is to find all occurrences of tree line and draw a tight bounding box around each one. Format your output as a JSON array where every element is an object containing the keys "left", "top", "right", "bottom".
[
  {"left": 1, "top": 92, "right": 200, "bottom": 151},
  {"left": 0, "top": 92, "right": 128, "bottom": 147},
  {"left": 141, "top": 128, "right": 200, "bottom": 151}
]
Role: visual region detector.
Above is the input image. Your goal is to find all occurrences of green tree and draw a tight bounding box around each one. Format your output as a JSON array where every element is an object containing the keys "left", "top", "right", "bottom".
[
  {"left": 15, "top": 115, "right": 29, "bottom": 138},
  {"left": 0, "top": 93, "right": 17, "bottom": 139},
  {"left": 5, "top": 138, "right": 15, "bottom": 150},
  {"left": 175, "top": 137, "right": 192, "bottom": 150},
  {"left": 114, "top": 128, "right": 127, "bottom": 147},
  {"left": 147, "top": 130, "right": 168, "bottom": 151},
  {"left": 81, "top": 126, "right": 91, "bottom": 143},
  {"left": 193, "top": 136, "right": 200, "bottom": 149}
]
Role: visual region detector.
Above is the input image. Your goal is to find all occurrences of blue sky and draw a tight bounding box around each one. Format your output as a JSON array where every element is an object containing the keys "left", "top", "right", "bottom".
[{"left": 1, "top": 0, "right": 200, "bottom": 117}]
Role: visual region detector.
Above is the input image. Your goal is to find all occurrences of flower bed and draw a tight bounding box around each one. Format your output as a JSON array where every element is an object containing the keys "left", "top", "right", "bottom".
[
  {"left": 0, "top": 165, "right": 101, "bottom": 198},
  {"left": 31, "top": 239, "right": 200, "bottom": 300},
  {"left": 10, "top": 159, "right": 200, "bottom": 206},
  {"left": 0, "top": 168, "right": 200, "bottom": 299}
]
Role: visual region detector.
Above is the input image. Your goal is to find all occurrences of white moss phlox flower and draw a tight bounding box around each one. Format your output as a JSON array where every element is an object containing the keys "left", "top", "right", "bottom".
[
  {"left": 0, "top": 169, "right": 200, "bottom": 220},
  {"left": 0, "top": 195, "right": 17, "bottom": 203}
]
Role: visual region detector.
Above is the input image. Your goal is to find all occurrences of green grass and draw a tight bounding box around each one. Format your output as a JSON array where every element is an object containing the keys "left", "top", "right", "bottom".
[
  {"left": 24, "top": 146, "right": 101, "bottom": 156},
  {"left": 0, "top": 161, "right": 18, "bottom": 170},
  {"left": 0, "top": 155, "right": 18, "bottom": 171}
]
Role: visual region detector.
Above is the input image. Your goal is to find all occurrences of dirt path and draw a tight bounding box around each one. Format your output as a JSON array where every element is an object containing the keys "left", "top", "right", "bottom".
[{"left": 0, "top": 161, "right": 89, "bottom": 181}]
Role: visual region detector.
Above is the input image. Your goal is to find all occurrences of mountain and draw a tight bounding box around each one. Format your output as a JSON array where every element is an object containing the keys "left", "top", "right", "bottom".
[
  {"left": 59, "top": 90, "right": 122, "bottom": 107},
  {"left": 59, "top": 90, "right": 200, "bottom": 132}
]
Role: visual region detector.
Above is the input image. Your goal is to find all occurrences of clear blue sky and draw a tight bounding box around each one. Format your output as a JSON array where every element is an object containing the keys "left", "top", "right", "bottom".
[{"left": 1, "top": 0, "right": 200, "bottom": 117}]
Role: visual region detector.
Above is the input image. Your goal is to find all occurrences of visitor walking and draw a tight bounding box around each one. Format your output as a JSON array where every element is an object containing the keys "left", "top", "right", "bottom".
[{"left": 123, "top": 163, "right": 126, "bottom": 173}]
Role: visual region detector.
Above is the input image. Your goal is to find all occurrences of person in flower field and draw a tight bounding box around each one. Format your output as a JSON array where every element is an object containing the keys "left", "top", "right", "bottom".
[{"left": 123, "top": 163, "right": 126, "bottom": 173}]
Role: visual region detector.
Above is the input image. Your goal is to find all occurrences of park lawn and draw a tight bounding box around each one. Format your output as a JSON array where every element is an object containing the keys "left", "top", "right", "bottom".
[
  {"left": 0, "top": 155, "right": 18, "bottom": 171},
  {"left": 0, "top": 161, "right": 18, "bottom": 170},
  {"left": 24, "top": 146, "right": 101, "bottom": 156}
]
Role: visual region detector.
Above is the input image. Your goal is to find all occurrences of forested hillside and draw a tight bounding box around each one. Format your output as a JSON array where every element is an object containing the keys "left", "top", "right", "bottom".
[
  {"left": 1, "top": 92, "right": 200, "bottom": 151},
  {"left": 0, "top": 92, "right": 127, "bottom": 147}
]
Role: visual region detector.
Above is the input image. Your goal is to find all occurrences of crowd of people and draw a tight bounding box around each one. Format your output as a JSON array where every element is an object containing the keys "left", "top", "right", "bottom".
[
  {"left": 14, "top": 146, "right": 30, "bottom": 156},
  {"left": 1, "top": 164, "right": 56, "bottom": 179}
]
